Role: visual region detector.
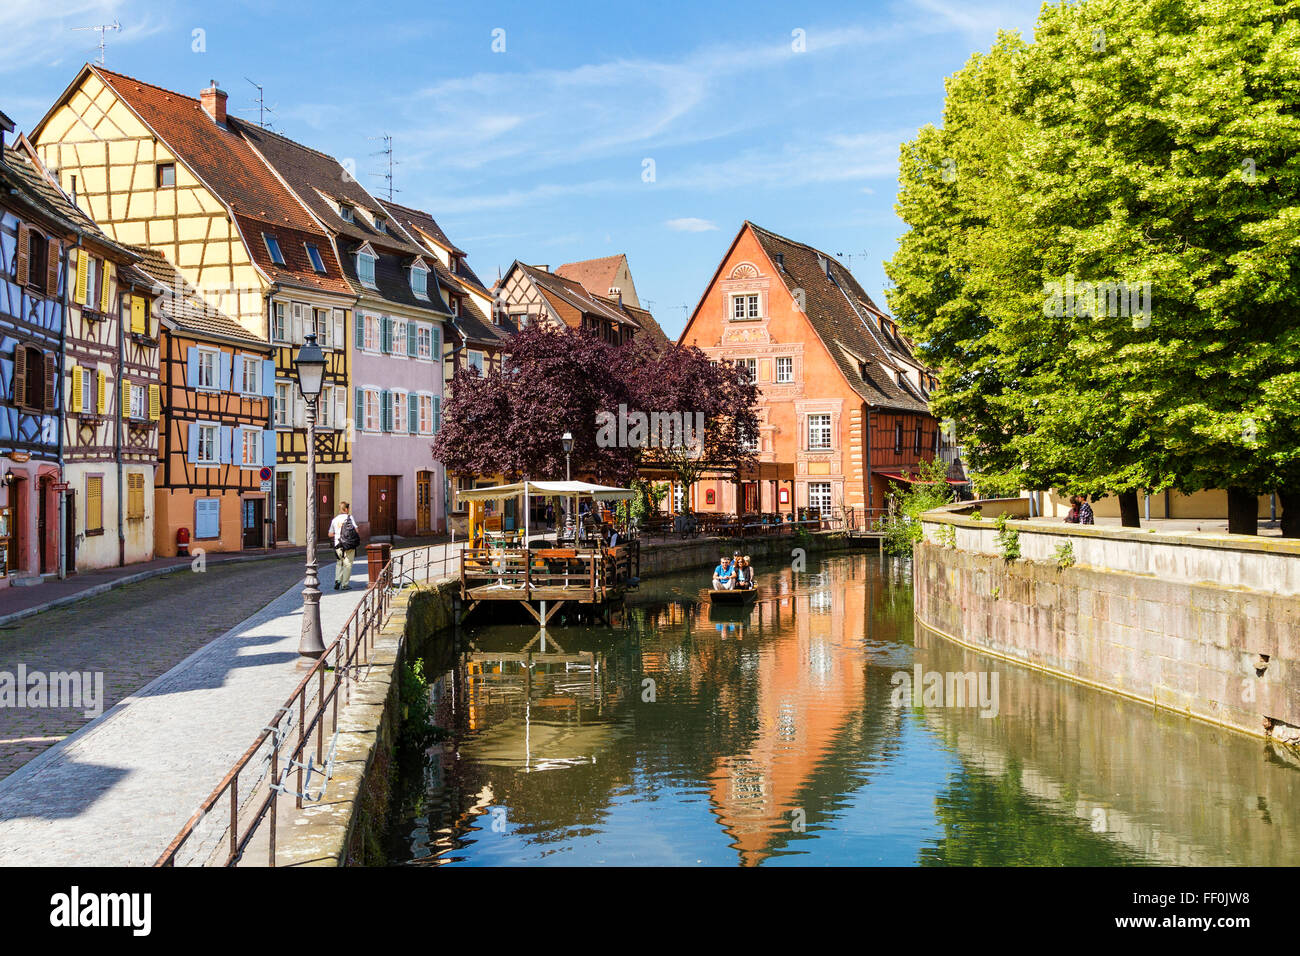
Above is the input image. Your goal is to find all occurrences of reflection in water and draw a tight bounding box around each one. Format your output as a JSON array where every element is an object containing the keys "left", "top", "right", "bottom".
[{"left": 389, "top": 553, "right": 1300, "bottom": 866}]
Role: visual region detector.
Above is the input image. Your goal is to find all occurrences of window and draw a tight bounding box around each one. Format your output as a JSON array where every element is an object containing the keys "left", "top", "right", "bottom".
[
  {"left": 775, "top": 356, "right": 793, "bottom": 383},
  {"left": 808, "top": 414, "right": 832, "bottom": 450},
  {"left": 305, "top": 244, "right": 326, "bottom": 273},
  {"left": 411, "top": 265, "right": 428, "bottom": 298},
  {"left": 809, "top": 482, "right": 832, "bottom": 513},
  {"left": 25, "top": 230, "right": 47, "bottom": 291},
  {"left": 419, "top": 394, "right": 434, "bottom": 434},
  {"left": 197, "top": 424, "right": 219, "bottom": 464},
  {"left": 240, "top": 356, "right": 260, "bottom": 395},
  {"left": 14, "top": 345, "right": 50, "bottom": 412},
  {"left": 74, "top": 366, "right": 92, "bottom": 414},
  {"left": 156, "top": 163, "right": 175, "bottom": 187},
  {"left": 364, "top": 314, "right": 380, "bottom": 351},
  {"left": 732, "top": 296, "right": 746, "bottom": 320},
  {"left": 85, "top": 476, "right": 103, "bottom": 534},
  {"left": 242, "top": 428, "right": 261, "bottom": 467},
  {"left": 339, "top": 204, "right": 354, "bottom": 222},
  {"left": 274, "top": 382, "right": 290, "bottom": 427},
  {"left": 363, "top": 389, "right": 380, "bottom": 431},
  {"left": 894, "top": 421, "right": 903, "bottom": 454},
  {"left": 358, "top": 252, "right": 377, "bottom": 287},
  {"left": 467, "top": 350, "right": 484, "bottom": 375},
  {"left": 748, "top": 294, "right": 760, "bottom": 318},
  {"left": 264, "top": 234, "right": 285, "bottom": 266},
  {"left": 392, "top": 390, "right": 407, "bottom": 433},
  {"left": 416, "top": 325, "right": 433, "bottom": 359},
  {"left": 374, "top": 216, "right": 388, "bottom": 234},
  {"left": 731, "top": 294, "right": 760, "bottom": 320},
  {"left": 318, "top": 384, "right": 333, "bottom": 428},
  {"left": 314, "top": 308, "right": 331, "bottom": 348},
  {"left": 737, "top": 358, "right": 757, "bottom": 382},
  {"left": 449, "top": 298, "right": 459, "bottom": 316},
  {"left": 129, "top": 384, "right": 145, "bottom": 421},
  {"left": 127, "top": 473, "right": 145, "bottom": 520},
  {"left": 393, "top": 318, "right": 407, "bottom": 356},
  {"left": 196, "top": 349, "right": 217, "bottom": 389},
  {"left": 914, "top": 423, "right": 923, "bottom": 453},
  {"left": 272, "top": 301, "right": 288, "bottom": 342}
]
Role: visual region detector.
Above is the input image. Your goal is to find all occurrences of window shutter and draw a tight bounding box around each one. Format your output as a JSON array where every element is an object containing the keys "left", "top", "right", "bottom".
[
  {"left": 355, "top": 388, "right": 365, "bottom": 432},
  {"left": 380, "top": 316, "right": 389, "bottom": 353},
  {"left": 74, "top": 251, "right": 88, "bottom": 305},
  {"left": 380, "top": 389, "right": 391, "bottom": 431},
  {"left": 186, "top": 347, "right": 199, "bottom": 387},
  {"left": 100, "top": 263, "right": 112, "bottom": 313},
  {"left": 46, "top": 237, "right": 59, "bottom": 297},
  {"left": 408, "top": 392, "right": 418, "bottom": 434},
  {"left": 291, "top": 303, "right": 305, "bottom": 344},
  {"left": 13, "top": 347, "right": 29, "bottom": 406},
  {"left": 96, "top": 370, "right": 107, "bottom": 414},
  {"left": 432, "top": 325, "right": 441, "bottom": 358},
  {"left": 334, "top": 308, "right": 345, "bottom": 350},
  {"left": 186, "top": 423, "right": 199, "bottom": 463},
  {"left": 148, "top": 383, "right": 160, "bottom": 421},
  {"left": 355, "top": 312, "right": 366, "bottom": 349},
  {"left": 294, "top": 391, "right": 306, "bottom": 429},
  {"left": 335, "top": 387, "right": 346, "bottom": 433},
  {"left": 130, "top": 295, "right": 145, "bottom": 334},
  {"left": 263, "top": 429, "right": 277, "bottom": 466},
  {"left": 121, "top": 377, "right": 132, "bottom": 419},
  {"left": 70, "top": 365, "right": 83, "bottom": 413},
  {"left": 407, "top": 321, "right": 417, "bottom": 356},
  {"left": 15, "top": 225, "right": 29, "bottom": 287},
  {"left": 218, "top": 352, "right": 232, "bottom": 391},
  {"left": 41, "top": 352, "right": 56, "bottom": 413},
  {"left": 432, "top": 395, "right": 441, "bottom": 433},
  {"left": 261, "top": 359, "right": 276, "bottom": 397},
  {"left": 218, "top": 425, "right": 233, "bottom": 464}
]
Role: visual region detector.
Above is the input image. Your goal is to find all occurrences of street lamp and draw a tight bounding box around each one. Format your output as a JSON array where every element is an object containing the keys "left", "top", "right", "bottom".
[
  {"left": 561, "top": 431, "right": 573, "bottom": 542},
  {"left": 294, "top": 333, "right": 328, "bottom": 658}
]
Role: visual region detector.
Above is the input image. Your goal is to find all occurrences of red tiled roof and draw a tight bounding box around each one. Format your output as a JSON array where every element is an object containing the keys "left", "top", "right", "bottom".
[
  {"left": 555, "top": 254, "right": 626, "bottom": 297},
  {"left": 89, "top": 67, "right": 351, "bottom": 296}
]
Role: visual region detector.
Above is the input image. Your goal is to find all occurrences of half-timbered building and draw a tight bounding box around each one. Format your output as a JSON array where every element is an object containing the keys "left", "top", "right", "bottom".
[
  {"left": 243, "top": 130, "right": 452, "bottom": 539},
  {"left": 0, "top": 121, "right": 69, "bottom": 582},
  {"left": 132, "top": 247, "right": 275, "bottom": 556},
  {"left": 32, "top": 67, "right": 354, "bottom": 546}
]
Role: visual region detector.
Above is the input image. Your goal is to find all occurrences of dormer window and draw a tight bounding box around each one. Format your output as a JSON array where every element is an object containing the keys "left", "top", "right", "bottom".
[
  {"left": 410, "top": 264, "right": 428, "bottom": 299},
  {"left": 305, "top": 244, "right": 326, "bottom": 274},
  {"left": 339, "top": 204, "right": 354, "bottom": 223},
  {"left": 374, "top": 216, "right": 387, "bottom": 235},
  {"left": 264, "top": 234, "right": 285, "bottom": 266},
  {"left": 357, "top": 249, "right": 377, "bottom": 288}
]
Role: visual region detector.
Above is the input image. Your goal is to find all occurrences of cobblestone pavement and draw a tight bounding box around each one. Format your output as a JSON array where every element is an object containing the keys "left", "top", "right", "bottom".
[{"left": 0, "top": 556, "right": 311, "bottom": 780}]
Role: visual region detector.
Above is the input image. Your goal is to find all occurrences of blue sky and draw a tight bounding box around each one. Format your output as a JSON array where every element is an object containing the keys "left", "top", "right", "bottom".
[{"left": 1, "top": 0, "right": 1043, "bottom": 338}]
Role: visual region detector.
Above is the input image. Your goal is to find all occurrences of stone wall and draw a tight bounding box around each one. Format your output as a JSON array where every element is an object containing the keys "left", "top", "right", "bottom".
[{"left": 916, "top": 503, "right": 1300, "bottom": 743}]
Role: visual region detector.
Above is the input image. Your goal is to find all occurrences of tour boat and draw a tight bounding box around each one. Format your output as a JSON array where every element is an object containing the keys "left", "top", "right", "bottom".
[{"left": 709, "top": 588, "right": 758, "bottom": 605}]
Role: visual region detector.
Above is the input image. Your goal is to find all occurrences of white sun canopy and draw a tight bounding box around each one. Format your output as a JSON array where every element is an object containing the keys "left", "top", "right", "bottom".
[{"left": 456, "top": 480, "right": 635, "bottom": 503}]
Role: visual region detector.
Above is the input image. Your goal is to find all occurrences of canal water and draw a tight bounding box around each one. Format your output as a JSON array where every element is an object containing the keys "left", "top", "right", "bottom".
[{"left": 388, "top": 551, "right": 1300, "bottom": 866}]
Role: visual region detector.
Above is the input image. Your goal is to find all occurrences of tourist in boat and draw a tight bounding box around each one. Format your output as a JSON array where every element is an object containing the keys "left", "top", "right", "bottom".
[
  {"left": 712, "top": 555, "right": 736, "bottom": 590},
  {"left": 736, "top": 555, "right": 754, "bottom": 589}
]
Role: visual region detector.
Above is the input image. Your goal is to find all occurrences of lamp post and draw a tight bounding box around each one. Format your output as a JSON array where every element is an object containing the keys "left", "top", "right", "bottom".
[
  {"left": 294, "top": 333, "right": 328, "bottom": 658},
  {"left": 561, "top": 431, "right": 573, "bottom": 542}
]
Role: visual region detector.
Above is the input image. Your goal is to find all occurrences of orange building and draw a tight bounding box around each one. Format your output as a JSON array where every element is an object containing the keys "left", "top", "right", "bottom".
[{"left": 679, "top": 222, "right": 951, "bottom": 523}]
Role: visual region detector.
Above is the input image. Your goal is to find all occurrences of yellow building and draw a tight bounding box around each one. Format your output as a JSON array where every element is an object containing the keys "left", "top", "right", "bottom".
[{"left": 32, "top": 66, "right": 353, "bottom": 545}]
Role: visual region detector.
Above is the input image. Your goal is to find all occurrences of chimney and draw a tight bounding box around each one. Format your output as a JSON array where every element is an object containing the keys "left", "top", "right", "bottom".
[
  {"left": 609, "top": 286, "right": 622, "bottom": 308},
  {"left": 774, "top": 252, "right": 784, "bottom": 271},
  {"left": 536, "top": 264, "right": 549, "bottom": 272},
  {"left": 200, "top": 81, "right": 227, "bottom": 125}
]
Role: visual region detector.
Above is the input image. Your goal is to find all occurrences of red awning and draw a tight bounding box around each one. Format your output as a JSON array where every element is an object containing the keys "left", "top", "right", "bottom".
[{"left": 878, "top": 471, "right": 969, "bottom": 485}]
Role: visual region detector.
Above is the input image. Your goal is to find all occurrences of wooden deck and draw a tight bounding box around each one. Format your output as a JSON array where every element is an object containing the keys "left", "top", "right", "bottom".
[{"left": 458, "top": 542, "right": 640, "bottom": 625}]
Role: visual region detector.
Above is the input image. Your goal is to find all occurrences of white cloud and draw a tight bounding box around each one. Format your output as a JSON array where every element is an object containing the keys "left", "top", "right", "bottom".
[{"left": 665, "top": 217, "right": 718, "bottom": 232}]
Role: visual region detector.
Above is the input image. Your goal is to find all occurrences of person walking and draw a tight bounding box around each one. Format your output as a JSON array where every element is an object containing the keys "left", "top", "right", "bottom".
[{"left": 329, "top": 501, "right": 361, "bottom": 590}]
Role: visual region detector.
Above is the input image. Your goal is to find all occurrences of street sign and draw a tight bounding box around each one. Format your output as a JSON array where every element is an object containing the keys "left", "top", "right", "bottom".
[
  {"left": 260, "top": 480, "right": 272, "bottom": 494},
  {"left": 259, "top": 467, "right": 273, "bottom": 482},
  {"left": 52, "top": 482, "right": 71, "bottom": 492}
]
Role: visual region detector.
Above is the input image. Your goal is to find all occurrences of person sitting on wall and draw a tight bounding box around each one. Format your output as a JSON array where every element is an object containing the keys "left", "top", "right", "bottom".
[
  {"left": 1077, "top": 495, "right": 1095, "bottom": 525},
  {"left": 712, "top": 555, "right": 735, "bottom": 590},
  {"left": 1065, "top": 495, "right": 1081, "bottom": 524}
]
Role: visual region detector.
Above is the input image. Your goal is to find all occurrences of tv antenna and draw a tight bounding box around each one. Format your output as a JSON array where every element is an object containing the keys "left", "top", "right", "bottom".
[
  {"left": 835, "top": 250, "right": 870, "bottom": 272},
  {"left": 72, "top": 19, "right": 121, "bottom": 65},
  {"left": 368, "top": 134, "right": 399, "bottom": 201},
  {"left": 241, "top": 78, "right": 277, "bottom": 129}
]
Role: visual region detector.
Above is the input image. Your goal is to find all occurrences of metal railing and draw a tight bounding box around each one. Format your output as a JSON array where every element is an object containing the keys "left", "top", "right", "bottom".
[{"left": 154, "top": 542, "right": 460, "bottom": 868}]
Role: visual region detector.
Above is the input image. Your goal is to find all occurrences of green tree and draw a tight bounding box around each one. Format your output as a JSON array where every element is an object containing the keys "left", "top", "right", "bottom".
[{"left": 887, "top": 0, "right": 1300, "bottom": 534}]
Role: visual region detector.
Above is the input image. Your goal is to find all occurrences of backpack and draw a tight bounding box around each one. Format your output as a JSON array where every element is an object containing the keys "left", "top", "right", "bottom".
[{"left": 338, "top": 516, "right": 361, "bottom": 551}]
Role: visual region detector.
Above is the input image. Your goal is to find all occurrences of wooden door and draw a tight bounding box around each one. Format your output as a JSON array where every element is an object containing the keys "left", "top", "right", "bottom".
[
  {"left": 64, "top": 493, "right": 76, "bottom": 575},
  {"left": 242, "top": 498, "right": 264, "bottom": 549},
  {"left": 315, "top": 473, "right": 335, "bottom": 542},
  {"left": 415, "top": 471, "right": 431, "bottom": 534},
  {"left": 38, "top": 477, "right": 50, "bottom": 575},
  {"left": 368, "top": 475, "right": 397, "bottom": 540},
  {"left": 275, "top": 473, "right": 289, "bottom": 541}
]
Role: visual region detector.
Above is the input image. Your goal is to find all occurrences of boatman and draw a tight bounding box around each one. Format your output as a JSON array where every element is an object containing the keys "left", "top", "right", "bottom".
[{"left": 712, "top": 555, "right": 735, "bottom": 590}]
